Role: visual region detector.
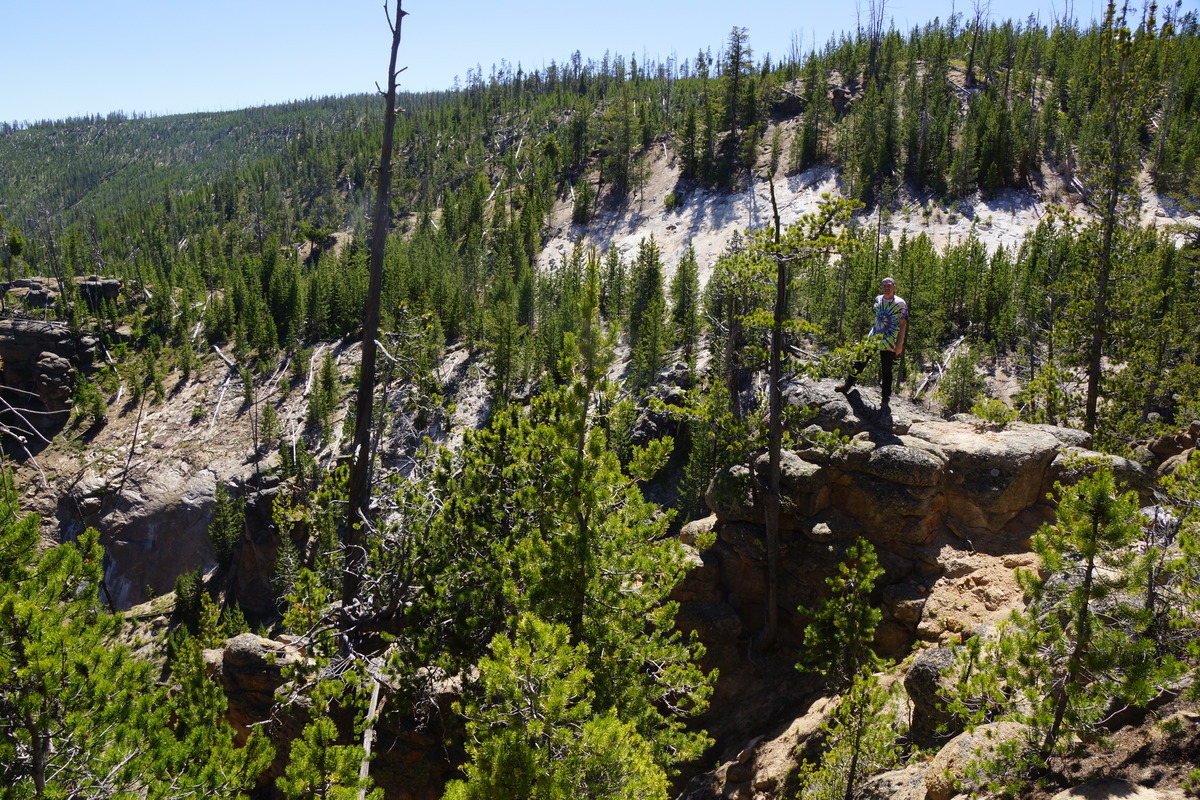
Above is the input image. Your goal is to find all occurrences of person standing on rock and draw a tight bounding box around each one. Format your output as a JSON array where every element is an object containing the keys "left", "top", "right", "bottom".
[{"left": 836, "top": 276, "right": 907, "bottom": 405}]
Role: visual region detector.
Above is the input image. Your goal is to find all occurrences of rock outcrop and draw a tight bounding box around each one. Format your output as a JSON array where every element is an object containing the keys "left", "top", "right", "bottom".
[
  {"left": 0, "top": 317, "right": 98, "bottom": 432},
  {"left": 204, "top": 632, "right": 305, "bottom": 742},
  {"left": 857, "top": 765, "right": 928, "bottom": 800},
  {"left": 673, "top": 379, "right": 1152, "bottom": 789},
  {"left": 904, "top": 645, "right": 961, "bottom": 746},
  {"left": 1133, "top": 421, "right": 1200, "bottom": 476},
  {"left": 204, "top": 634, "right": 460, "bottom": 799},
  {"left": 63, "top": 454, "right": 284, "bottom": 613},
  {"left": 77, "top": 276, "right": 122, "bottom": 310}
]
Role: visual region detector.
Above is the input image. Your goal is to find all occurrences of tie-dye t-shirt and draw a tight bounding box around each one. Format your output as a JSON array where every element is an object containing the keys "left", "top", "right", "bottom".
[{"left": 869, "top": 294, "right": 907, "bottom": 351}]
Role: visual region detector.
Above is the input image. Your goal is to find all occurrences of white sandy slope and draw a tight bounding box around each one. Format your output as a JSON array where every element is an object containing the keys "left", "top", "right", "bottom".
[{"left": 536, "top": 143, "right": 1198, "bottom": 288}]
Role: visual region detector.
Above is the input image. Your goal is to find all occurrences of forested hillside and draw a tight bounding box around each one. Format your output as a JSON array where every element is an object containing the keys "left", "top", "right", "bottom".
[
  {"left": 3, "top": 2, "right": 1200, "bottom": 798},
  {"left": 3, "top": 4, "right": 1199, "bottom": 441}
]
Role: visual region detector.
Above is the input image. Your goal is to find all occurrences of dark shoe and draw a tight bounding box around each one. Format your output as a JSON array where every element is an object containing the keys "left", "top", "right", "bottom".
[{"left": 835, "top": 377, "right": 856, "bottom": 394}]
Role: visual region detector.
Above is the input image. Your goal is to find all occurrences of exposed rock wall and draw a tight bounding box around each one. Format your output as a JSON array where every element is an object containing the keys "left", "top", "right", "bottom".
[
  {"left": 64, "top": 454, "right": 283, "bottom": 613},
  {"left": 0, "top": 317, "right": 97, "bottom": 432},
  {"left": 673, "top": 379, "right": 1154, "bottom": 780}
]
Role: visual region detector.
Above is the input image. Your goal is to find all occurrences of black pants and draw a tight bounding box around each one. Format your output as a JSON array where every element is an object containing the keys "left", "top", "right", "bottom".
[{"left": 849, "top": 349, "right": 897, "bottom": 400}]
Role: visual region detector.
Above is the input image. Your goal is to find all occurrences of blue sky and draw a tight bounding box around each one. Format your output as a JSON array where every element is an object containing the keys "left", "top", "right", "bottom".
[{"left": 3, "top": 0, "right": 1113, "bottom": 125}]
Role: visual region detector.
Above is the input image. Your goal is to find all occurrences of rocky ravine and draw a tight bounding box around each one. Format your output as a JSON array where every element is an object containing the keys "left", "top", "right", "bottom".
[{"left": 193, "top": 376, "right": 1180, "bottom": 800}]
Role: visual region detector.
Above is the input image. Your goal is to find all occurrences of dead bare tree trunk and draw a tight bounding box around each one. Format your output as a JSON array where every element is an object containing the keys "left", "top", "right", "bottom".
[
  {"left": 344, "top": 0, "right": 407, "bottom": 607},
  {"left": 759, "top": 178, "right": 785, "bottom": 650}
]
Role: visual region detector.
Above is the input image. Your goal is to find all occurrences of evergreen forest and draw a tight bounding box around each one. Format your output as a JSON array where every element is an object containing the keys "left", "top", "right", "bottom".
[{"left": 3, "top": 1, "right": 1200, "bottom": 797}]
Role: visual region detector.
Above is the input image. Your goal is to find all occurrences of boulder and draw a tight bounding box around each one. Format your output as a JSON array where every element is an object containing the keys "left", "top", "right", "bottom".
[
  {"left": 1050, "top": 778, "right": 1187, "bottom": 800},
  {"left": 926, "top": 720, "right": 1029, "bottom": 800},
  {"left": 783, "top": 379, "right": 872, "bottom": 437},
  {"left": 756, "top": 449, "right": 832, "bottom": 523},
  {"left": 904, "top": 646, "right": 961, "bottom": 745},
  {"left": 20, "top": 284, "right": 57, "bottom": 307},
  {"left": 883, "top": 581, "right": 929, "bottom": 626},
  {"left": 1049, "top": 447, "right": 1157, "bottom": 501},
  {"left": 203, "top": 633, "right": 304, "bottom": 740},
  {"left": 705, "top": 396, "right": 1084, "bottom": 547},
  {"left": 675, "top": 695, "right": 839, "bottom": 800},
  {"left": 1023, "top": 423, "right": 1093, "bottom": 449},
  {"left": 705, "top": 465, "right": 759, "bottom": 525},
  {"left": 679, "top": 514, "right": 718, "bottom": 546},
  {"left": 860, "top": 442, "right": 946, "bottom": 486},
  {"left": 1158, "top": 449, "right": 1195, "bottom": 476},
  {"left": 769, "top": 83, "right": 806, "bottom": 117},
  {"left": 858, "top": 765, "right": 929, "bottom": 800},
  {"left": 630, "top": 380, "right": 687, "bottom": 446}
]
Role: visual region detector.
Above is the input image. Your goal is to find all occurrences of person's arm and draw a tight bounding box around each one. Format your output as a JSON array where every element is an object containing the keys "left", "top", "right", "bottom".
[{"left": 895, "top": 318, "right": 906, "bottom": 354}]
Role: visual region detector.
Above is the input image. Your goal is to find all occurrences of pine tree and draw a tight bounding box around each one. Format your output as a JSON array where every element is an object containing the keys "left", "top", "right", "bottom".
[
  {"left": 720, "top": 27, "right": 754, "bottom": 169},
  {"left": 1000, "top": 469, "right": 1184, "bottom": 775},
  {"left": 599, "top": 245, "right": 626, "bottom": 322},
  {"left": 675, "top": 375, "right": 754, "bottom": 521},
  {"left": 627, "top": 236, "right": 670, "bottom": 386},
  {"left": 277, "top": 715, "right": 383, "bottom": 800},
  {"left": 935, "top": 343, "right": 987, "bottom": 415},
  {"left": 1079, "top": 0, "right": 1161, "bottom": 434},
  {"left": 1160, "top": 455, "right": 1200, "bottom": 680},
  {"left": 209, "top": 483, "right": 246, "bottom": 568},
  {"left": 417, "top": 279, "right": 712, "bottom": 774},
  {"left": 796, "top": 539, "right": 897, "bottom": 800},
  {"left": 679, "top": 102, "right": 700, "bottom": 180},
  {"left": 670, "top": 243, "right": 702, "bottom": 361},
  {"left": 799, "top": 539, "right": 886, "bottom": 691},
  {"left": 791, "top": 55, "right": 826, "bottom": 173},
  {"left": 793, "top": 675, "right": 904, "bottom": 800},
  {"left": 484, "top": 255, "right": 525, "bottom": 403},
  {"left": 934, "top": 467, "right": 1194, "bottom": 794},
  {"left": 444, "top": 615, "right": 668, "bottom": 800},
  {"left": 753, "top": 194, "right": 860, "bottom": 647}
]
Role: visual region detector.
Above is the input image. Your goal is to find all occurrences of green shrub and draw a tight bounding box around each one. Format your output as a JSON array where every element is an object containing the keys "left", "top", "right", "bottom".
[
  {"left": 173, "top": 569, "right": 204, "bottom": 628},
  {"left": 936, "top": 346, "right": 986, "bottom": 416},
  {"left": 971, "top": 396, "right": 1017, "bottom": 427}
]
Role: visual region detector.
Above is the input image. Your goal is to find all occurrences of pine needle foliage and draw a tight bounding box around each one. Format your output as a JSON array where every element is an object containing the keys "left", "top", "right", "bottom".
[
  {"left": 796, "top": 540, "right": 901, "bottom": 800},
  {"left": 799, "top": 539, "right": 886, "bottom": 691},
  {"left": 444, "top": 614, "right": 669, "bottom": 800}
]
